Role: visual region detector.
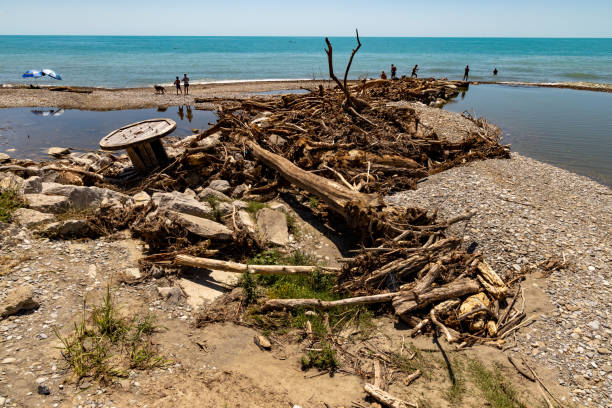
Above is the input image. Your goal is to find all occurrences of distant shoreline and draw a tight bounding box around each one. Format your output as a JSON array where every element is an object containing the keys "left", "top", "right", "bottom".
[{"left": 0, "top": 79, "right": 611, "bottom": 111}]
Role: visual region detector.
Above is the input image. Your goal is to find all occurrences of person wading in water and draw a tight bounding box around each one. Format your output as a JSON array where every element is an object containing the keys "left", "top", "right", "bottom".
[
  {"left": 463, "top": 65, "right": 470, "bottom": 81},
  {"left": 493, "top": 67, "right": 498, "bottom": 76}
]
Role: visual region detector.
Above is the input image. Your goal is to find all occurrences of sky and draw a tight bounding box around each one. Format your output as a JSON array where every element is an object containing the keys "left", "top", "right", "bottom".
[{"left": 0, "top": 0, "right": 611, "bottom": 37}]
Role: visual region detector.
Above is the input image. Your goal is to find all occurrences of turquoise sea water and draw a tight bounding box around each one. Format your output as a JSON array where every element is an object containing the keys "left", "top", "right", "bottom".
[{"left": 1, "top": 36, "right": 612, "bottom": 87}]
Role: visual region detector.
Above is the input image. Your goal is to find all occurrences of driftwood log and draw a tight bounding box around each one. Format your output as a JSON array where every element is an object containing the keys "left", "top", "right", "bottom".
[
  {"left": 175, "top": 255, "right": 340, "bottom": 275},
  {"left": 364, "top": 383, "right": 417, "bottom": 408}
]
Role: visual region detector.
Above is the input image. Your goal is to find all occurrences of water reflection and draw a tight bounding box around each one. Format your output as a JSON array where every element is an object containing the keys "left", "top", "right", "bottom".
[{"left": 31, "top": 108, "right": 64, "bottom": 117}]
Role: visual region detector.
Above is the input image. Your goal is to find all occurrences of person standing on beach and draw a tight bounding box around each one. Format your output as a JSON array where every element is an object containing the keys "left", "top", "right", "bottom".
[
  {"left": 411, "top": 64, "right": 419, "bottom": 78},
  {"left": 463, "top": 65, "right": 470, "bottom": 81},
  {"left": 183, "top": 73, "right": 190, "bottom": 95},
  {"left": 174, "top": 76, "right": 182, "bottom": 95},
  {"left": 391, "top": 64, "right": 397, "bottom": 79},
  {"left": 493, "top": 67, "right": 498, "bottom": 76}
]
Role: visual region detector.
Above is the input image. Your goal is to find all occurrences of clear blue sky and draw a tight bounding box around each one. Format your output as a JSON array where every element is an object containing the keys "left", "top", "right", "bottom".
[{"left": 1, "top": 0, "right": 611, "bottom": 37}]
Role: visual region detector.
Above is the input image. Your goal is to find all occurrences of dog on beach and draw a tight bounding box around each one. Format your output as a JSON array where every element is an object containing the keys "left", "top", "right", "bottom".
[{"left": 154, "top": 85, "right": 166, "bottom": 94}]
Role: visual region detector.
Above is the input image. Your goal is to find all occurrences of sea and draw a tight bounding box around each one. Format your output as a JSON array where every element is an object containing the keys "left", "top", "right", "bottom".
[{"left": 1, "top": 36, "right": 612, "bottom": 87}]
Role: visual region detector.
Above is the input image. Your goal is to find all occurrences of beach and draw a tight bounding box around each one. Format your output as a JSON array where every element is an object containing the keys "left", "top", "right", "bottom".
[{"left": 1, "top": 78, "right": 611, "bottom": 408}]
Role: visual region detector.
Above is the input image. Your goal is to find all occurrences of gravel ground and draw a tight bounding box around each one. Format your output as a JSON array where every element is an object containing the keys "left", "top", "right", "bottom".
[{"left": 386, "top": 153, "right": 612, "bottom": 407}]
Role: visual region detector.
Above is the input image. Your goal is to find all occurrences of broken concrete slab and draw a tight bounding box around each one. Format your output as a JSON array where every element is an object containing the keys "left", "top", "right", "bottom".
[
  {"left": 152, "top": 191, "right": 213, "bottom": 218},
  {"left": 256, "top": 208, "right": 289, "bottom": 246},
  {"left": 24, "top": 194, "right": 70, "bottom": 214},
  {"left": 170, "top": 211, "right": 233, "bottom": 240},
  {"left": 12, "top": 208, "right": 55, "bottom": 228},
  {"left": 1, "top": 284, "right": 39, "bottom": 319}
]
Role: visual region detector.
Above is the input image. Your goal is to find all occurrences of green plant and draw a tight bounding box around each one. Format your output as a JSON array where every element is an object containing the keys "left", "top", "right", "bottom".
[
  {"left": 467, "top": 360, "right": 526, "bottom": 408},
  {"left": 203, "top": 195, "right": 223, "bottom": 222},
  {"left": 285, "top": 212, "right": 299, "bottom": 235},
  {"left": 239, "top": 269, "right": 258, "bottom": 305},
  {"left": 308, "top": 196, "right": 319, "bottom": 209},
  {"left": 301, "top": 342, "right": 338, "bottom": 372},
  {"left": 55, "top": 287, "right": 166, "bottom": 384},
  {"left": 0, "top": 189, "right": 24, "bottom": 223},
  {"left": 246, "top": 201, "right": 265, "bottom": 214}
]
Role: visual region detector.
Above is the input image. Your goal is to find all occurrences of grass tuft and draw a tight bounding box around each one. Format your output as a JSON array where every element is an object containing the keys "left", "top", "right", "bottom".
[
  {"left": 301, "top": 342, "right": 338, "bottom": 373},
  {"left": 0, "top": 189, "right": 24, "bottom": 223},
  {"left": 467, "top": 360, "right": 527, "bottom": 408},
  {"left": 245, "top": 201, "right": 266, "bottom": 214},
  {"left": 55, "top": 287, "right": 167, "bottom": 384}
]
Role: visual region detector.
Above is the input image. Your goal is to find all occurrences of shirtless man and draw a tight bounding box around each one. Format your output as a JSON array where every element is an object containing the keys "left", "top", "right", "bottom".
[
  {"left": 174, "top": 76, "right": 182, "bottom": 95},
  {"left": 182, "top": 73, "right": 190, "bottom": 95}
]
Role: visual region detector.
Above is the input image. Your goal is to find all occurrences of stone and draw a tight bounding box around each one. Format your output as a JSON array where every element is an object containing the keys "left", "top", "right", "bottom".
[
  {"left": 236, "top": 210, "right": 256, "bottom": 234},
  {"left": 232, "top": 200, "right": 248, "bottom": 210},
  {"left": 119, "top": 267, "right": 142, "bottom": 283},
  {"left": 256, "top": 208, "right": 289, "bottom": 246},
  {"left": 597, "top": 348, "right": 610, "bottom": 355},
  {"left": 0, "top": 152, "right": 10, "bottom": 162},
  {"left": 42, "top": 220, "right": 90, "bottom": 237},
  {"left": 0, "top": 284, "right": 39, "bottom": 318},
  {"left": 56, "top": 171, "right": 83, "bottom": 186},
  {"left": 24, "top": 194, "right": 70, "bottom": 214},
  {"left": 267, "top": 202, "right": 288, "bottom": 213},
  {"left": 0, "top": 173, "right": 25, "bottom": 192},
  {"left": 37, "top": 384, "right": 50, "bottom": 395},
  {"left": 1, "top": 357, "right": 16, "bottom": 364},
  {"left": 183, "top": 188, "right": 197, "bottom": 198},
  {"left": 47, "top": 147, "right": 70, "bottom": 157},
  {"left": 231, "top": 183, "right": 249, "bottom": 198},
  {"left": 41, "top": 183, "right": 131, "bottom": 210},
  {"left": 254, "top": 335, "right": 272, "bottom": 350},
  {"left": 587, "top": 321, "right": 600, "bottom": 331},
  {"left": 208, "top": 179, "right": 231, "bottom": 194},
  {"left": 170, "top": 212, "right": 233, "bottom": 240},
  {"left": 157, "top": 287, "right": 182, "bottom": 305},
  {"left": 12, "top": 208, "right": 54, "bottom": 228},
  {"left": 152, "top": 191, "right": 213, "bottom": 218},
  {"left": 197, "top": 188, "right": 231, "bottom": 202},
  {"left": 269, "top": 134, "right": 286, "bottom": 146},
  {"left": 132, "top": 191, "right": 151, "bottom": 208},
  {"left": 22, "top": 176, "right": 43, "bottom": 194}
]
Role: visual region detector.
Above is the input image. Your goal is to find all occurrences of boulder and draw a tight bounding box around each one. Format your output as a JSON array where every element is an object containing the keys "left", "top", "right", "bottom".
[
  {"left": 236, "top": 210, "right": 256, "bottom": 234},
  {"left": 152, "top": 191, "right": 213, "bottom": 218},
  {"left": 256, "top": 208, "right": 289, "bottom": 246},
  {"left": 25, "top": 194, "right": 70, "bottom": 214},
  {"left": 42, "top": 219, "right": 91, "bottom": 237},
  {"left": 231, "top": 183, "right": 249, "bottom": 198},
  {"left": 208, "top": 179, "right": 231, "bottom": 194},
  {"left": 22, "top": 176, "right": 43, "bottom": 194},
  {"left": 47, "top": 147, "right": 70, "bottom": 157},
  {"left": 197, "top": 187, "right": 231, "bottom": 202},
  {"left": 1, "top": 284, "right": 39, "bottom": 318},
  {"left": 170, "top": 211, "right": 233, "bottom": 240},
  {"left": 12, "top": 208, "right": 54, "bottom": 228},
  {"left": 41, "top": 183, "right": 131, "bottom": 210},
  {"left": 0, "top": 174, "right": 25, "bottom": 192},
  {"left": 232, "top": 200, "right": 248, "bottom": 210},
  {"left": 0, "top": 152, "right": 10, "bottom": 163}
]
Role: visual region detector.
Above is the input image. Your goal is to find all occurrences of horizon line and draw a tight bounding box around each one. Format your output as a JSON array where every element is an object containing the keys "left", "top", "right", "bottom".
[{"left": 1, "top": 34, "right": 611, "bottom": 39}]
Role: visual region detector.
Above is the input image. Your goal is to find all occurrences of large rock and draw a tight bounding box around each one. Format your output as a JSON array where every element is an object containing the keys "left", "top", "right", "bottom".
[
  {"left": 12, "top": 208, "right": 54, "bottom": 228},
  {"left": 22, "top": 176, "right": 43, "bottom": 194},
  {"left": 42, "top": 219, "right": 91, "bottom": 237},
  {"left": 47, "top": 147, "right": 70, "bottom": 157},
  {"left": 25, "top": 194, "right": 70, "bottom": 214},
  {"left": 0, "top": 174, "right": 25, "bottom": 192},
  {"left": 208, "top": 179, "right": 231, "bottom": 194},
  {"left": 1, "top": 284, "right": 39, "bottom": 319},
  {"left": 152, "top": 191, "right": 213, "bottom": 218},
  {"left": 170, "top": 212, "right": 233, "bottom": 240},
  {"left": 197, "top": 187, "right": 231, "bottom": 202},
  {"left": 41, "top": 183, "right": 131, "bottom": 210},
  {"left": 236, "top": 210, "right": 256, "bottom": 234},
  {"left": 256, "top": 208, "right": 289, "bottom": 246}
]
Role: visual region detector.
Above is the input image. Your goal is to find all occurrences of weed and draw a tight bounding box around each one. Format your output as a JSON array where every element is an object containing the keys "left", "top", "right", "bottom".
[
  {"left": 239, "top": 270, "right": 258, "bottom": 305},
  {"left": 249, "top": 249, "right": 284, "bottom": 266},
  {"left": 285, "top": 212, "right": 299, "bottom": 235},
  {"left": 389, "top": 344, "right": 433, "bottom": 379},
  {"left": 301, "top": 342, "right": 338, "bottom": 372},
  {"left": 55, "top": 287, "right": 166, "bottom": 384},
  {"left": 0, "top": 189, "right": 24, "bottom": 223},
  {"left": 245, "top": 201, "right": 266, "bottom": 214},
  {"left": 467, "top": 360, "right": 527, "bottom": 408},
  {"left": 203, "top": 195, "right": 223, "bottom": 222},
  {"left": 308, "top": 196, "right": 319, "bottom": 209}
]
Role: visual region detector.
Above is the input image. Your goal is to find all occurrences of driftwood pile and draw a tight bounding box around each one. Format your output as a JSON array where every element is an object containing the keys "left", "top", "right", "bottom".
[{"left": 1, "top": 34, "right": 524, "bottom": 349}]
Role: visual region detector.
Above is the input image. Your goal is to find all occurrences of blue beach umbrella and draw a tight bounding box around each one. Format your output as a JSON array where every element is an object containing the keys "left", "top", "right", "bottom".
[
  {"left": 22, "top": 69, "right": 43, "bottom": 78},
  {"left": 42, "top": 69, "right": 62, "bottom": 80}
]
